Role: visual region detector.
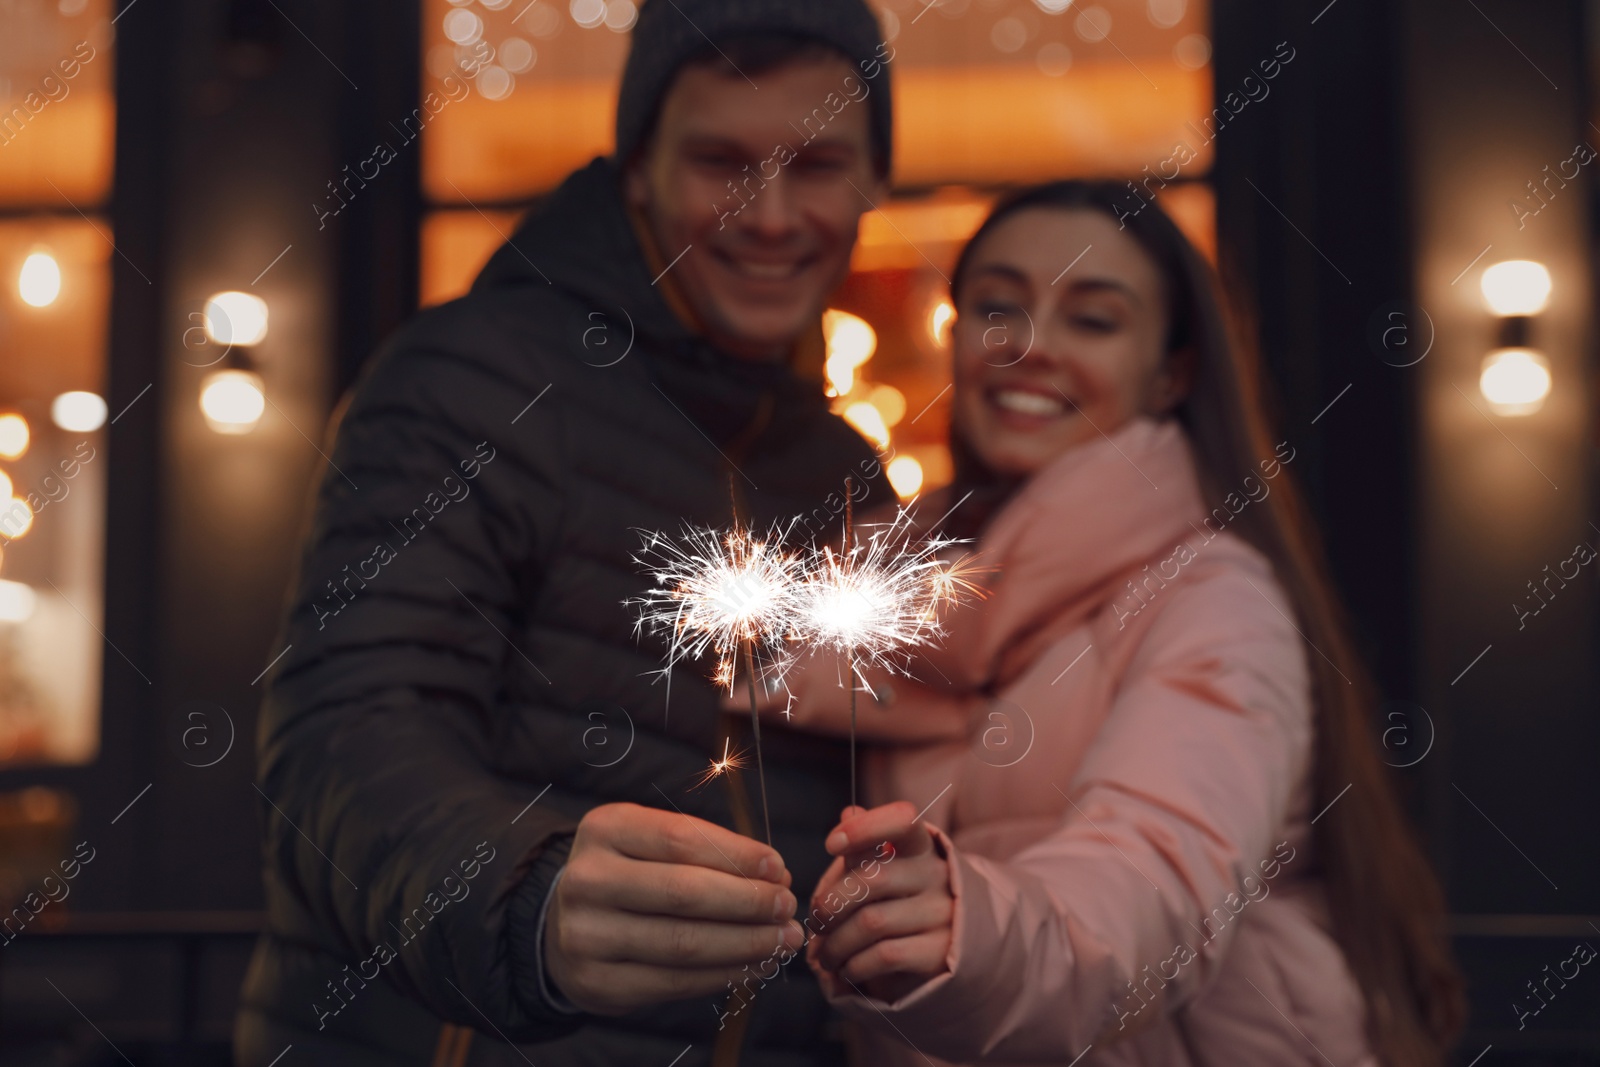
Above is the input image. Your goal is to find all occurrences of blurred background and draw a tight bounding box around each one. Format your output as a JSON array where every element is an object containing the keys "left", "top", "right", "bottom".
[{"left": 0, "top": 0, "right": 1594, "bottom": 1061}]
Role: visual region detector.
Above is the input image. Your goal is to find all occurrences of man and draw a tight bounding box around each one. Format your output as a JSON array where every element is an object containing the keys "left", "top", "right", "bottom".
[{"left": 234, "top": 0, "right": 897, "bottom": 1063}]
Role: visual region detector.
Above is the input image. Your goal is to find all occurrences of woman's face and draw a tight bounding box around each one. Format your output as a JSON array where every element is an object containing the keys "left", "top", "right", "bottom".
[{"left": 950, "top": 207, "right": 1191, "bottom": 479}]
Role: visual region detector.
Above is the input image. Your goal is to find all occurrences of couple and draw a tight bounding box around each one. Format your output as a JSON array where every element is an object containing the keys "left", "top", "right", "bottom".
[{"left": 236, "top": 0, "right": 1463, "bottom": 1064}]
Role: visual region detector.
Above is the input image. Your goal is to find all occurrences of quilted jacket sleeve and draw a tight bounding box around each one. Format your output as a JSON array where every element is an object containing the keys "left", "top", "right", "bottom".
[{"left": 256, "top": 323, "right": 584, "bottom": 1041}]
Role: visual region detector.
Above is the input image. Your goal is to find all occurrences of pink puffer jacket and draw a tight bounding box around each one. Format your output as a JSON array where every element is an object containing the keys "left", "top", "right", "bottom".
[{"left": 779, "top": 416, "right": 1377, "bottom": 1066}]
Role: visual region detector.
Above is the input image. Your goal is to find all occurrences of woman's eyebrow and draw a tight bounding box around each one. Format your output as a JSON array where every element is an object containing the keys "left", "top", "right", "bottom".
[
  {"left": 1060, "top": 276, "right": 1144, "bottom": 308},
  {"left": 966, "top": 263, "right": 1031, "bottom": 288}
]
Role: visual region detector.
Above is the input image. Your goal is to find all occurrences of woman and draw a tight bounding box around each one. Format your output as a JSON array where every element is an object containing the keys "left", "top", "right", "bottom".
[{"left": 758, "top": 182, "right": 1465, "bottom": 1065}]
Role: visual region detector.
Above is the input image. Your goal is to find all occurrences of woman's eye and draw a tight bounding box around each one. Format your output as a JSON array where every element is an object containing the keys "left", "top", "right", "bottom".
[
  {"left": 1071, "top": 315, "right": 1117, "bottom": 333},
  {"left": 977, "top": 301, "right": 1023, "bottom": 319}
]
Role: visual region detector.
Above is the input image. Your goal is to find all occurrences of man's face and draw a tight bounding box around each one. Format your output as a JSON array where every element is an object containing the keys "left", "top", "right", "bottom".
[{"left": 625, "top": 56, "right": 887, "bottom": 361}]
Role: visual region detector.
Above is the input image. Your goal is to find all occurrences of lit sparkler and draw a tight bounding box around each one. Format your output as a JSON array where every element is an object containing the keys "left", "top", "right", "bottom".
[
  {"left": 629, "top": 522, "right": 805, "bottom": 689},
  {"left": 629, "top": 506, "right": 980, "bottom": 836},
  {"left": 793, "top": 495, "right": 981, "bottom": 808},
  {"left": 629, "top": 521, "right": 806, "bottom": 845}
]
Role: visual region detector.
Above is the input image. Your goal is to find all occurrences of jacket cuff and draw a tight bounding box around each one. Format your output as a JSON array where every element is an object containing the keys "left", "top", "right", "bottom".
[{"left": 507, "top": 832, "right": 582, "bottom": 1019}]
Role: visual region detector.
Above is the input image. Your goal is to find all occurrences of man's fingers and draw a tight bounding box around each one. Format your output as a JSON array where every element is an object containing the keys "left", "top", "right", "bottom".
[
  {"left": 572, "top": 851, "right": 796, "bottom": 923},
  {"left": 824, "top": 801, "right": 930, "bottom": 859},
  {"left": 561, "top": 960, "right": 787, "bottom": 1015},
  {"left": 593, "top": 803, "right": 786, "bottom": 882},
  {"left": 560, "top": 907, "right": 805, "bottom": 967},
  {"left": 814, "top": 893, "right": 953, "bottom": 971}
]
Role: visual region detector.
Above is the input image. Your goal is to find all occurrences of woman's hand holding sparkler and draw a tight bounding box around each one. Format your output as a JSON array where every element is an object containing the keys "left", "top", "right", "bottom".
[
  {"left": 544, "top": 802, "right": 805, "bottom": 1015},
  {"left": 806, "top": 801, "right": 954, "bottom": 1004}
]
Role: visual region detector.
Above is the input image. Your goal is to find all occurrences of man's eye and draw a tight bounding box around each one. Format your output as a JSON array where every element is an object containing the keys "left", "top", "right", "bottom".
[{"left": 795, "top": 157, "right": 848, "bottom": 174}]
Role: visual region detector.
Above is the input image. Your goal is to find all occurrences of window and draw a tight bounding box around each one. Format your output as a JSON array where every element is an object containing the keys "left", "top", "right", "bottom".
[
  {"left": 416, "top": 0, "right": 1214, "bottom": 496},
  {"left": 0, "top": 0, "right": 115, "bottom": 765}
]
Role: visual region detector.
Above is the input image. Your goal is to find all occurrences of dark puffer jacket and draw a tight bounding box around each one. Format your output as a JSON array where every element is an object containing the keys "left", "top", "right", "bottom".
[{"left": 235, "top": 156, "right": 891, "bottom": 1066}]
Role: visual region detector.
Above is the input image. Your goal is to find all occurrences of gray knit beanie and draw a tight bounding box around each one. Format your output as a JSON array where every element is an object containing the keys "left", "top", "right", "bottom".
[{"left": 614, "top": 0, "right": 894, "bottom": 176}]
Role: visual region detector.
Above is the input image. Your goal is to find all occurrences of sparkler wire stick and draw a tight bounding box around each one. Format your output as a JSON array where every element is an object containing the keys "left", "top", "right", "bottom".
[
  {"left": 844, "top": 478, "right": 857, "bottom": 812},
  {"left": 742, "top": 639, "right": 773, "bottom": 846},
  {"left": 848, "top": 644, "right": 857, "bottom": 812},
  {"left": 729, "top": 480, "right": 773, "bottom": 848}
]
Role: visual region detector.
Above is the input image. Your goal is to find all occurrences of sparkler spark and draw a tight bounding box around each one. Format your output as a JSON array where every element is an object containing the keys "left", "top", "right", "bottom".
[
  {"left": 795, "top": 502, "right": 981, "bottom": 812},
  {"left": 692, "top": 737, "right": 747, "bottom": 790},
  {"left": 628, "top": 521, "right": 806, "bottom": 694},
  {"left": 628, "top": 508, "right": 982, "bottom": 835},
  {"left": 794, "top": 509, "right": 981, "bottom": 683}
]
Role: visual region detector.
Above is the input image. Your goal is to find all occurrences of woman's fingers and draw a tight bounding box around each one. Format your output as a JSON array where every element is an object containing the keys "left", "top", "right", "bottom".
[
  {"left": 808, "top": 847, "right": 941, "bottom": 933},
  {"left": 825, "top": 801, "right": 932, "bottom": 860},
  {"left": 829, "top": 929, "right": 952, "bottom": 985},
  {"left": 806, "top": 805, "right": 955, "bottom": 998},
  {"left": 812, "top": 892, "right": 954, "bottom": 972}
]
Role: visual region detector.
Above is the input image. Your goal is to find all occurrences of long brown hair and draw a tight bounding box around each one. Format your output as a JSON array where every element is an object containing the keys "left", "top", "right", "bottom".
[{"left": 949, "top": 181, "right": 1466, "bottom": 1064}]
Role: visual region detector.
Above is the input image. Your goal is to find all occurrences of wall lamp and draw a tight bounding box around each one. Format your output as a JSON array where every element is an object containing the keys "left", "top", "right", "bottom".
[
  {"left": 1478, "top": 260, "right": 1552, "bottom": 416},
  {"left": 199, "top": 290, "right": 268, "bottom": 434}
]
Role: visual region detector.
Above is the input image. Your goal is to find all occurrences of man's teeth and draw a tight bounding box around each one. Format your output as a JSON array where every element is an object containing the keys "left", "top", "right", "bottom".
[
  {"left": 992, "top": 389, "right": 1067, "bottom": 416},
  {"left": 730, "top": 259, "right": 801, "bottom": 280}
]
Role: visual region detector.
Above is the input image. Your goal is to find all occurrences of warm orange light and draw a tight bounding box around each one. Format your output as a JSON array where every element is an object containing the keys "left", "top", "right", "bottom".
[
  {"left": 843, "top": 401, "right": 891, "bottom": 450},
  {"left": 823, "top": 310, "right": 877, "bottom": 398},
  {"left": 0, "top": 497, "right": 33, "bottom": 540},
  {"left": 19, "top": 251, "right": 61, "bottom": 307},
  {"left": 929, "top": 301, "right": 955, "bottom": 347},
  {"left": 0, "top": 415, "right": 28, "bottom": 459},
  {"left": 1480, "top": 260, "right": 1551, "bottom": 317},
  {"left": 0, "top": 579, "right": 35, "bottom": 623},
  {"left": 52, "top": 391, "right": 107, "bottom": 432},
  {"left": 887, "top": 456, "right": 925, "bottom": 498},
  {"left": 1479, "top": 348, "right": 1551, "bottom": 416},
  {"left": 203, "top": 291, "right": 269, "bottom": 346},
  {"left": 868, "top": 384, "right": 907, "bottom": 428},
  {"left": 200, "top": 369, "right": 266, "bottom": 434}
]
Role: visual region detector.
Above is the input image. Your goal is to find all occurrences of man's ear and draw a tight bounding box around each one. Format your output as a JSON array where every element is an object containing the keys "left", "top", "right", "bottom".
[{"left": 1150, "top": 345, "right": 1196, "bottom": 415}]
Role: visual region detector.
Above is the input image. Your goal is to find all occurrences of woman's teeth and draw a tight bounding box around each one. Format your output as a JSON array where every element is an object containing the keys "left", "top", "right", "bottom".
[{"left": 991, "top": 389, "right": 1067, "bottom": 417}]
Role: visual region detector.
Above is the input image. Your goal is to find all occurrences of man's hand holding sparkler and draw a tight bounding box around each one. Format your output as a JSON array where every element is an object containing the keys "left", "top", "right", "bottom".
[
  {"left": 806, "top": 801, "right": 955, "bottom": 1004},
  {"left": 544, "top": 802, "right": 806, "bottom": 1015}
]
